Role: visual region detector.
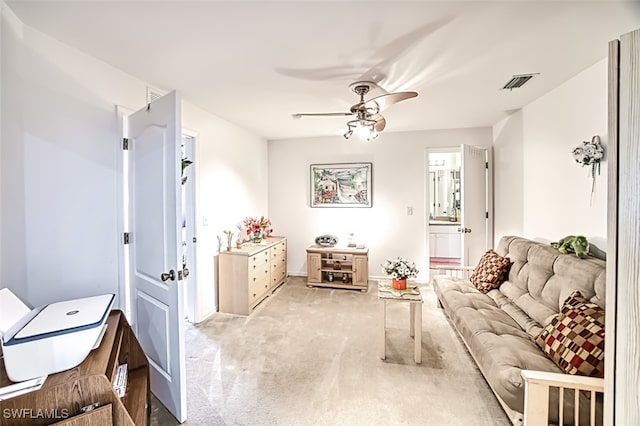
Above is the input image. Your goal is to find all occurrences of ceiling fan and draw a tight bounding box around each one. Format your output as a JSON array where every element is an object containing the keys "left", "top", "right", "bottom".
[{"left": 292, "top": 81, "right": 418, "bottom": 140}]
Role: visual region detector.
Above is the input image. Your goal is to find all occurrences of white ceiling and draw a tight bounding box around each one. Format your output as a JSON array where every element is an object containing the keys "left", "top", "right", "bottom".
[{"left": 6, "top": 1, "right": 640, "bottom": 140}]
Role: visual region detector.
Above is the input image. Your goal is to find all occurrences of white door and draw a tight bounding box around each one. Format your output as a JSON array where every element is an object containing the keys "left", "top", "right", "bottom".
[
  {"left": 128, "top": 91, "right": 187, "bottom": 422},
  {"left": 460, "top": 144, "right": 489, "bottom": 266}
]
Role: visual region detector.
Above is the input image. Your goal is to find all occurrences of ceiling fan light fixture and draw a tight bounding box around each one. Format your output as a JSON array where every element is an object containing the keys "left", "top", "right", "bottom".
[{"left": 345, "top": 118, "right": 378, "bottom": 141}]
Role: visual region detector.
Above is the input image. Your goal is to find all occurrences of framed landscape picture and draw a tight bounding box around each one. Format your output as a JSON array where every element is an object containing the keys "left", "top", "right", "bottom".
[{"left": 310, "top": 162, "right": 372, "bottom": 208}]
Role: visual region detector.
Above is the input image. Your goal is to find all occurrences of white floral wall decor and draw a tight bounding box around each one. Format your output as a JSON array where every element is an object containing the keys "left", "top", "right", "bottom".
[{"left": 572, "top": 135, "right": 604, "bottom": 197}]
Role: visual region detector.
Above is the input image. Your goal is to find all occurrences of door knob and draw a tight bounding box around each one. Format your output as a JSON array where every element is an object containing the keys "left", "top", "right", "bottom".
[{"left": 161, "top": 270, "right": 176, "bottom": 281}]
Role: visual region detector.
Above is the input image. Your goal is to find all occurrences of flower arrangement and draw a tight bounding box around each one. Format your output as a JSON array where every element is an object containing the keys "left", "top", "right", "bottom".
[
  {"left": 572, "top": 136, "right": 604, "bottom": 179},
  {"left": 243, "top": 216, "right": 272, "bottom": 242},
  {"left": 382, "top": 257, "right": 419, "bottom": 280},
  {"left": 572, "top": 136, "right": 605, "bottom": 198}
]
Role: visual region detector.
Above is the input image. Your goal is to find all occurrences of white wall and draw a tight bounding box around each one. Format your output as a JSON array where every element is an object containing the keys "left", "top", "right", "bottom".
[
  {"left": 268, "top": 128, "right": 492, "bottom": 282},
  {"left": 183, "top": 103, "right": 268, "bottom": 321},
  {"left": 0, "top": 8, "right": 268, "bottom": 318},
  {"left": 493, "top": 59, "right": 608, "bottom": 250},
  {"left": 493, "top": 110, "right": 524, "bottom": 239},
  {"left": 1, "top": 8, "right": 138, "bottom": 307}
]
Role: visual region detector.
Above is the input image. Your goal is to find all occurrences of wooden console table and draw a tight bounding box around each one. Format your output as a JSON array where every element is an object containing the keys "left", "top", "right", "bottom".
[
  {"left": 0, "top": 310, "right": 149, "bottom": 425},
  {"left": 306, "top": 245, "right": 369, "bottom": 291}
]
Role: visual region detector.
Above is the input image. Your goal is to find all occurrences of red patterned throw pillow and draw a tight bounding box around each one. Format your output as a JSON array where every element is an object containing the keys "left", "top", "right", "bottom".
[
  {"left": 535, "top": 291, "right": 605, "bottom": 377},
  {"left": 469, "top": 249, "right": 511, "bottom": 293}
]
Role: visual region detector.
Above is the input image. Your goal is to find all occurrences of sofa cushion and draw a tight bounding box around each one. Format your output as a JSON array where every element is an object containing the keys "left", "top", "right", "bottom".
[
  {"left": 432, "top": 275, "right": 562, "bottom": 413},
  {"left": 495, "top": 236, "right": 606, "bottom": 327},
  {"left": 470, "top": 249, "right": 511, "bottom": 293},
  {"left": 535, "top": 291, "right": 605, "bottom": 378}
]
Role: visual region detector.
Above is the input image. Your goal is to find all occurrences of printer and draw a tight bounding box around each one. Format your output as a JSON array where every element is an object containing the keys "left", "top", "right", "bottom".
[{"left": 1, "top": 291, "right": 115, "bottom": 382}]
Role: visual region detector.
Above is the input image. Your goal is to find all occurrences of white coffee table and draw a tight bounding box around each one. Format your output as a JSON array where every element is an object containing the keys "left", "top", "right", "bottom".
[{"left": 377, "top": 279, "right": 423, "bottom": 364}]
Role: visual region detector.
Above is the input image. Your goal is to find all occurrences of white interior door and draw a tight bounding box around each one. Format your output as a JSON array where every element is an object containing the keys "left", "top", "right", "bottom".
[
  {"left": 461, "top": 144, "right": 489, "bottom": 266},
  {"left": 128, "top": 91, "right": 187, "bottom": 422}
]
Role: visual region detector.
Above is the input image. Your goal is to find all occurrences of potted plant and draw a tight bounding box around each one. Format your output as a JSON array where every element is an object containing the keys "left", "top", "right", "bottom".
[{"left": 382, "top": 257, "right": 419, "bottom": 290}]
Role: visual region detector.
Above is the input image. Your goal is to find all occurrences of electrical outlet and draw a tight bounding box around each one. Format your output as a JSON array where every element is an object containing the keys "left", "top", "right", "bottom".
[
  {"left": 407, "top": 206, "right": 413, "bottom": 216},
  {"left": 202, "top": 216, "right": 209, "bottom": 226}
]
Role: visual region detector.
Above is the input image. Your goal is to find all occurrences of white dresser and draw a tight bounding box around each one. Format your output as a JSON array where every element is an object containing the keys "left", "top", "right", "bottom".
[{"left": 218, "top": 236, "right": 287, "bottom": 315}]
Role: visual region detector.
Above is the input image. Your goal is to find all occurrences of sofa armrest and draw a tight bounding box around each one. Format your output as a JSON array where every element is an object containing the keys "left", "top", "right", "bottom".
[
  {"left": 431, "top": 265, "right": 475, "bottom": 280},
  {"left": 521, "top": 370, "right": 604, "bottom": 426}
]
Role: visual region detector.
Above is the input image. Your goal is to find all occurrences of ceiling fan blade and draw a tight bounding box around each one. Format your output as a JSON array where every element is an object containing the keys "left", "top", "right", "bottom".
[
  {"left": 363, "top": 91, "right": 418, "bottom": 113},
  {"left": 292, "top": 112, "right": 353, "bottom": 119},
  {"left": 373, "top": 116, "right": 386, "bottom": 132}
]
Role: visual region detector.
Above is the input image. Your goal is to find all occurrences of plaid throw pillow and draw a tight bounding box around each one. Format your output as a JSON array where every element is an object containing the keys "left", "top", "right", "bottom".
[
  {"left": 535, "top": 291, "right": 605, "bottom": 377},
  {"left": 561, "top": 290, "right": 605, "bottom": 323},
  {"left": 470, "top": 249, "right": 511, "bottom": 293}
]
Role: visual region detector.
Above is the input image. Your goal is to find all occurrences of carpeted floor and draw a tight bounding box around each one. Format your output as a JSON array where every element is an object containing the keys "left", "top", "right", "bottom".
[{"left": 151, "top": 276, "right": 511, "bottom": 425}]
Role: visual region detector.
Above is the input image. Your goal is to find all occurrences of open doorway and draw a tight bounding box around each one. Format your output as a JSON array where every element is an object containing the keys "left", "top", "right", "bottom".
[
  {"left": 427, "top": 145, "right": 492, "bottom": 275},
  {"left": 427, "top": 150, "right": 462, "bottom": 269}
]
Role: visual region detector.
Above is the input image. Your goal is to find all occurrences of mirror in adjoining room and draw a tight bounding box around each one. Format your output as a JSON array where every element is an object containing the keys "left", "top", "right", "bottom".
[
  {"left": 428, "top": 152, "right": 461, "bottom": 224},
  {"left": 428, "top": 151, "right": 462, "bottom": 269}
]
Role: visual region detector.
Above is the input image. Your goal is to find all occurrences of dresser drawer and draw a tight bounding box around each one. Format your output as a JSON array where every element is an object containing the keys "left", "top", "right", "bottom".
[
  {"left": 248, "top": 275, "right": 269, "bottom": 304},
  {"left": 249, "top": 264, "right": 270, "bottom": 282},
  {"left": 271, "top": 253, "right": 287, "bottom": 270},
  {"left": 271, "top": 253, "right": 286, "bottom": 271},
  {"left": 271, "top": 263, "right": 287, "bottom": 287},
  {"left": 249, "top": 249, "right": 271, "bottom": 267},
  {"left": 271, "top": 240, "right": 287, "bottom": 258}
]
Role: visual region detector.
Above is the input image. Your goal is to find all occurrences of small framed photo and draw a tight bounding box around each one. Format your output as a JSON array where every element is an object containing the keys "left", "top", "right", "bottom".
[{"left": 310, "top": 162, "right": 372, "bottom": 208}]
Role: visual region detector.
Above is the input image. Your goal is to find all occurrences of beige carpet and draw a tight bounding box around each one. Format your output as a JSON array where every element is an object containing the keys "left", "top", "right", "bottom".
[{"left": 151, "top": 276, "right": 511, "bottom": 425}]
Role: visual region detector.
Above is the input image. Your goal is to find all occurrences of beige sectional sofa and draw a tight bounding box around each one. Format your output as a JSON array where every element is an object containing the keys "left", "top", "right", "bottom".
[{"left": 431, "top": 236, "right": 605, "bottom": 425}]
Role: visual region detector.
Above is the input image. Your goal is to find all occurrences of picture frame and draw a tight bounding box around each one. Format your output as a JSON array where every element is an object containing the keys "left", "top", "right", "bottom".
[{"left": 310, "top": 162, "right": 372, "bottom": 208}]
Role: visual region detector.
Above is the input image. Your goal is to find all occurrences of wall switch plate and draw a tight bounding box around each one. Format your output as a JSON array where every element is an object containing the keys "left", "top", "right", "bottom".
[
  {"left": 407, "top": 206, "right": 414, "bottom": 216},
  {"left": 202, "top": 216, "right": 209, "bottom": 226}
]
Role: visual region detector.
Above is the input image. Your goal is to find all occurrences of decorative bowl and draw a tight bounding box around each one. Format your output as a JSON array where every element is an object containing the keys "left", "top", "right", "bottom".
[{"left": 315, "top": 234, "right": 338, "bottom": 247}]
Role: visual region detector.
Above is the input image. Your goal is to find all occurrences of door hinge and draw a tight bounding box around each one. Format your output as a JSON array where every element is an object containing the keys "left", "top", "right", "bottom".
[
  {"left": 122, "top": 138, "right": 129, "bottom": 150},
  {"left": 485, "top": 162, "right": 489, "bottom": 169},
  {"left": 486, "top": 212, "right": 489, "bottom": 219},
  {"left": 123, "top": 232, "right": 130, "bottom": 244},
  {"left": 192, "top": 237, "right": 197, "bottom": 243}
]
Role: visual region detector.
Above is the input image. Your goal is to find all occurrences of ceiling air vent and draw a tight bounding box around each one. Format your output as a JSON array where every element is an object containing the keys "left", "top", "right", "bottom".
[
  {"left": 146, "top": 86, "right": 167, "bottom": 104},
  {"left": 501, "top": 73, "right": 539, "bottom": 90}
]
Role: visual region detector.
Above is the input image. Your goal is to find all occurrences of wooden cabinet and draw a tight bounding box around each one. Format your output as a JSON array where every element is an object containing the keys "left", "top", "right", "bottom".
[
  {"left": 429, "top": 225, "right": 461, "bottom": 259},
  {"left": 0, "top": 310, "right": 149, "bottom": 426},
  {"left": 219, "top": 237, "right": 287, "bottom": 315},
  {"left": 306, "top": 246, "right": 369, "bottom": 291}
]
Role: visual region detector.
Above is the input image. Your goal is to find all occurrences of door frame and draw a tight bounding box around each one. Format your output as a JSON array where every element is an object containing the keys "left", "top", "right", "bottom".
[
  {"left": 181, "top": 128, "right": 200, "bottom": 323},
  {"left": 116, "top": 105, "right": 134, "bottom": 316}
]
